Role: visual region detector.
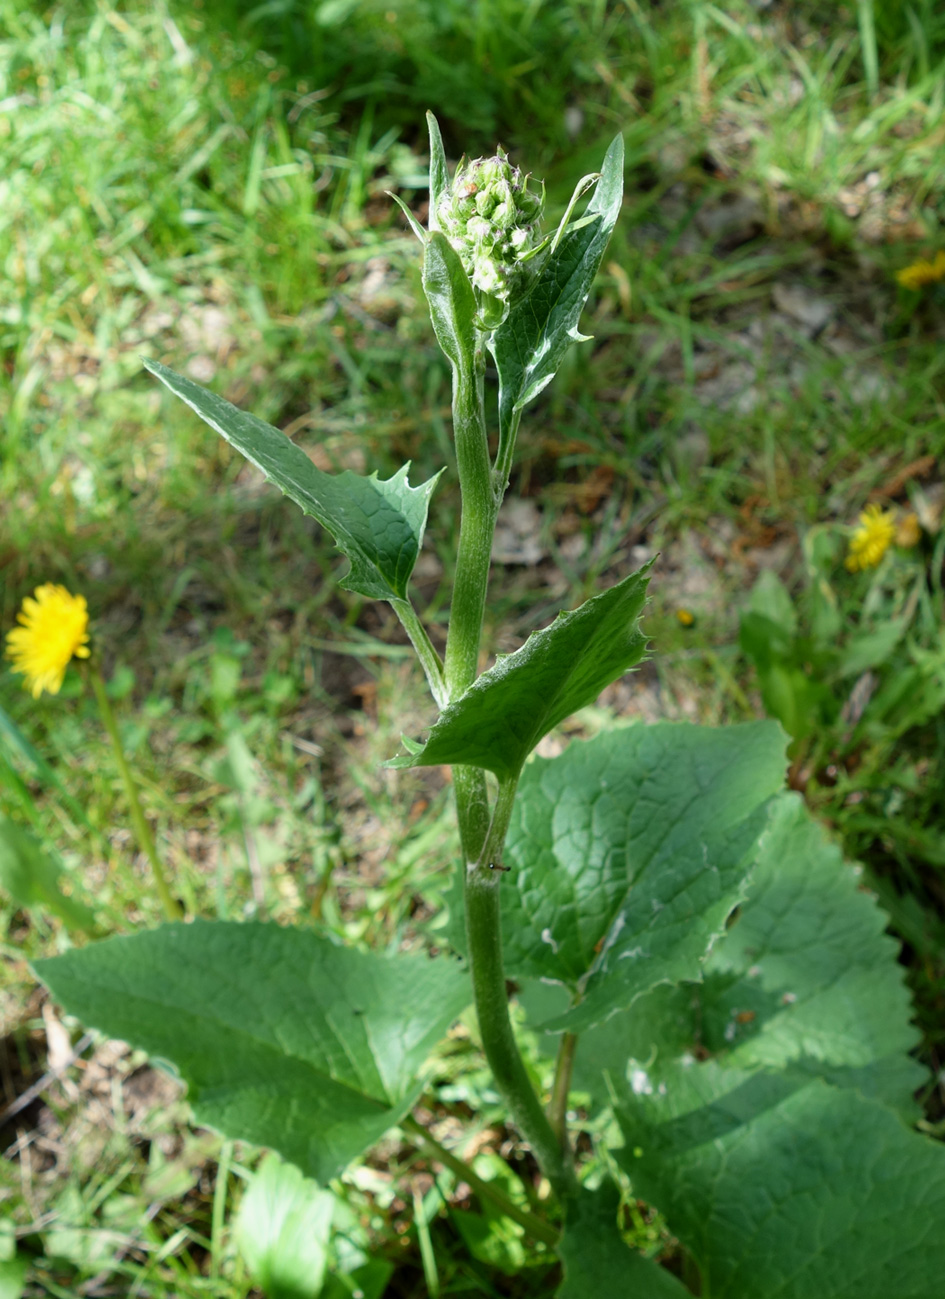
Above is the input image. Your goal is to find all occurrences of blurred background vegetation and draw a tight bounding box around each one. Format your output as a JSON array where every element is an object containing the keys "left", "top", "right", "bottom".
[{"left": 1, "top": 0, "right": 944, "bottom": 1294}]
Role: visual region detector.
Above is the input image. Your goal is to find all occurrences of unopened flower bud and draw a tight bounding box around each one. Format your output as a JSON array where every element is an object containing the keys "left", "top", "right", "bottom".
[{"left": 437, "top": 147, "right": 545, "bottom": 324}]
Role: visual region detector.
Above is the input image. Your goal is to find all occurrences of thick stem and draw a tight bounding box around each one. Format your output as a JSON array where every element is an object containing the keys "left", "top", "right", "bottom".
[
  {"left": 443, "top": 334, "right": 497, "bottom": 700},
  {"left": 464, "top": 868, "right": 579, "bottom": 1202},
  {"left": 548, "top": 1032, "right": 578, "bottom": 1152},
  {"left": 402, "top": 1115, "right": 559, "bottom": 1247},
  {"left": 443, "top": 321, "right": 577, "bottom": 1204},
  {"left": 88, "top": 666, "right": 181, "bottom": 922}
]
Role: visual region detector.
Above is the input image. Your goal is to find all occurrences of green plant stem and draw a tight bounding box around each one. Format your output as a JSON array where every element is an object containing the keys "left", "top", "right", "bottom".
[
  {"left": 443, "top": 334, "right": 496, "bottom": 700},
  {"left": 478, "top": 774, "right": 519, "bottom": 870},
  {"left": 403, "top": 1116, "right": 560, "bottom": 1247},
  {"left": 444, "top": 328, "right": 579, "bottom": 1206},
  {"left": 548, "top": 1032, "right": 578, "bottom": 1152},
  {"left": 464, "top": 869, "right": 579, "bottom": 1202},
  {"left": 492, "top": 406, "right": 522, "bottom": 502},
  {"left": 88, "top": 666, "right": 181, "bottom": 922},
  {"left": 392, "top": 597, "right": 447, "bottom": 708}
]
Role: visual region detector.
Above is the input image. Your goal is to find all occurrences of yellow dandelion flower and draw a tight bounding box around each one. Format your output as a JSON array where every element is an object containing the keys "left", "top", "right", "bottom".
[
  {"left": 5, "top": 584, "right": 91, "bottom": 698},
  {"left": 676, "top": 608, "right": 695, "bottom": 627},
  {"left": 845, "top": 504, "right": 896, "bottom": 573},
  {"left": 896, "top": 250, "right": 945, "bottom": 291}
]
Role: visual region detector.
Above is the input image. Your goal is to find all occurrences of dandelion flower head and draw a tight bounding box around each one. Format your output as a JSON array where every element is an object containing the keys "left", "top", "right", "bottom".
[
  {"left": 845, "top": 504, "right": 895, "bottom": 573},
  {"left": 5, "top": 584, "right": 90, "bottom": 698},
  {"left": 896, "top": 250, "right": 945, "bottom": 291}
]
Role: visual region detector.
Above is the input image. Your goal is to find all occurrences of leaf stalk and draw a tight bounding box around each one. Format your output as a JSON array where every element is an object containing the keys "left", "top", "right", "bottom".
[{"left": 403, "top": 1114, "right": 560, "bottom": 1247}]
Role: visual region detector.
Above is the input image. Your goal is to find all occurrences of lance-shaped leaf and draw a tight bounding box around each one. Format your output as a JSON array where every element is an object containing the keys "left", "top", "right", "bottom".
[
  {"left": 35, "top": 921, "right": 469, "bottom": 1183},
  {"left": 389, "top": 562, "right": 652, "bottom": 781},
  {"left": 501, "top": 723, "right": 788, "bottom": 1032},
  {"left": 490, "top": 134, "right": 624, "bottom": 451},
  {"left": 426, "top": 111, "right": 449, "bottom": 234},
  {"left": 422, "top": 232, "right": 478, "bottom": 379},
  {"left": 144, "top": 359, "right": 439, "bottom": 602},
  {"left": 556, "top": 1183, "right": 690, "bottom": 1299}
]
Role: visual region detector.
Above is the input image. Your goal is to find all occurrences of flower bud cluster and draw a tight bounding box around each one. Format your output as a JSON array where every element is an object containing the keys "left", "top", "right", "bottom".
[{"left": 437, "top": 148, "right": 544, "bottom": 318}]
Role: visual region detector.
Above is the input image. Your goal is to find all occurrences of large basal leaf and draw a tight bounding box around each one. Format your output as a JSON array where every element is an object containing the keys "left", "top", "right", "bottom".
[
  {"left": 490, "top": 134, "right": 624, "bottom": 449},
  {"left": 144, "top": 360, "right": 439, "bottom": 602},
  {"left": 529, "top": 795, "right": 925, "bottom": 1114},
  {"left": 502, "top": 723, "right": 787, "bottom": 1031},
  {"left": 35, "top": 921, "right": 469, "bottom": 1183},
  {"left": 616, "top": 1067, "right": 945, "bottom": 1299},
  {"left": 556, "top": 1184, "right": 690, "bottom": 1299},
  {"left": 559, "top": 791, "right": 945, "bottom": 1296},
  {"left": 696, "top": 794, "right": 924, "bottom": 1116},
  {"left": 389, "top": 563, "right": 651, "bottom": 781}
]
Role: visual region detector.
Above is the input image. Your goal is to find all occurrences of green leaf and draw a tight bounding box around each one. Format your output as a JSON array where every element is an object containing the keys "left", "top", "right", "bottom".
[
  {"left": 322, "top": 1260, "right": 393, "bottom": 1299},
  {"left": 35, "top": 921, "right": 469, "bottom": 1182},
  {"left": 389, "top": 563, "right": 651, "bottom": 781},
  {"left": 0, "top": 817, "right": 96, "bottom": 932},
  {"left": 552, "top": 790, "right": 925, "bottom": 1108},
  {"left": 697, "top": 794, "right": 924, "bottom": 1116},
  {"left": 501, "top": 723, "right": 787, "bottom": 1030},
  {"left": 490, "top": 134, "right": 624, "bottom": 450},
  {"left": 426, "top": 111, "right": 449, "bottom": 234},
  {"left": 617, "top": 1070, "right": 945, "bottom": 1299},
  {"left": 422, "top": 232, "right": 478, "bottom": 377},
  {"left": 0, "top": 702, "right": 96, "bottom": 836},
  {"left": 0, "top": 1255, "right": 28, "bottom": 1299},
  {"left": 556, "top": 1184, "right": 690, "bottom": 1299},
  {"left": 553, "top": 790, "right": 945, "bottom": 1296},
  {"left": 838, "top": 616, "right": 908, "bottom": 677},
  {"left": 747, "top": 570, "right": 797, "bottom": 637},
  {"left": 448, "top": 1151, "right": 529, "bottom": 1275},
  {"left": 144, "top": 360, "right": 439, "bottom": 602},
  {"left": 235, "top": 1154, "right": 334, "bottom": 1299}
]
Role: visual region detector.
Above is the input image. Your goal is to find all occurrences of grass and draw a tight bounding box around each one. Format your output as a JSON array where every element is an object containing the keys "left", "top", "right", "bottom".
[{"left": 2, "top": 0, "right": 945, "bottom": 1291}]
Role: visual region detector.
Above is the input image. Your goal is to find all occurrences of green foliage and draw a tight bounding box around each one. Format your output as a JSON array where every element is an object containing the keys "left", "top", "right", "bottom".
[
  {"left": 491, "top": 134, "right": 625, "bottom": 451},
  {"left": 390, "top": 564, "right": 650, "bottom": 780},
  {"left": 621, "top": 1076, "right": 945, "bottom": 1299},
  {"left": 503, "top": 723, "right": 786, "bottom": 1030},
  {"left": 737, "top": 525, "right": 945, "bottom": 885},
  {"left": 556, "top": 1185, "right": 689, "bottom": 1298},
  {"left": 0, "top": 815, "right": 96, "bottom": 932},
  {"left": 36, "top": 921, "right": 470, "bottom": 1182},
  {"left": 7, "top": 3, "right": 945, "bottom": 1293},
  {"left": 235, "top": 1155, "right": 334, "bottom": 1299},
  {"left": 510, "top": 739, "right": 945, "bottom": 1295},
  {"left": 145, "top": 360, "right": 440, "bottom": 603},
  {"left": 422, "top": 233, "right": 479, "bottom": 379},
  {"left": 0, "top": 1225, "right": 27, "bottom": 1299}
]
